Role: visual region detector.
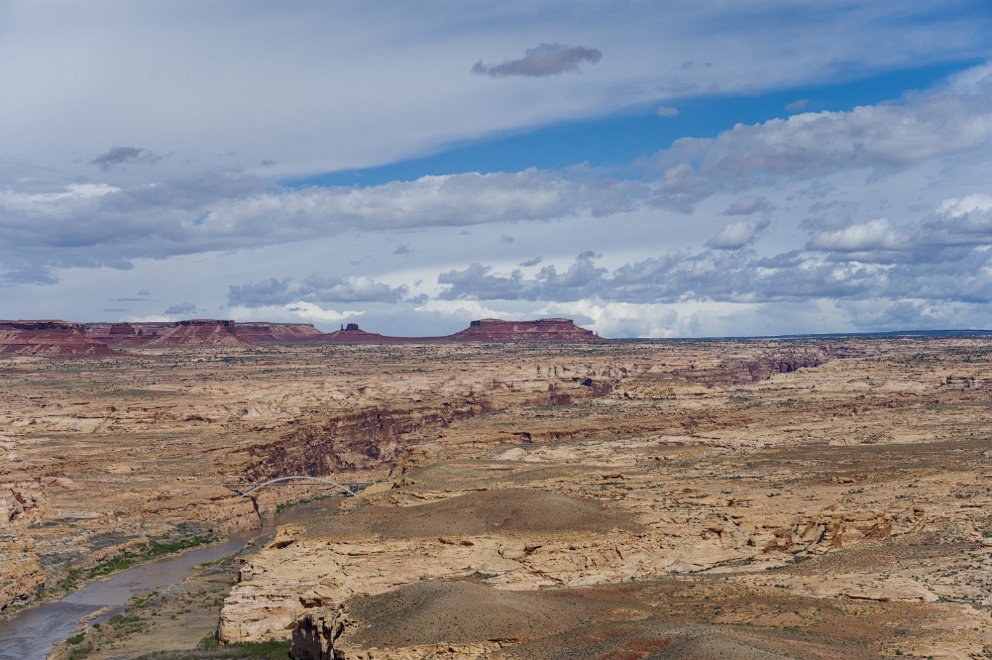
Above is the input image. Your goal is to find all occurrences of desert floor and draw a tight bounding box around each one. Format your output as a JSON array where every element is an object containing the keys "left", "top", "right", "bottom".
[{"left": 3, "top": 338, "right": 992, "bottom": 658}]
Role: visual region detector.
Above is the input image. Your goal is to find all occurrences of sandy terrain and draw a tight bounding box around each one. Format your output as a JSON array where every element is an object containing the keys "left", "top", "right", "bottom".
[{"left": 3, "top": 336, "right": 992, "bottom": 657}]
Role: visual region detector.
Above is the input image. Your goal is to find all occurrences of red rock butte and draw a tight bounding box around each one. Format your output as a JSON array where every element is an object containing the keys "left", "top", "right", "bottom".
[{"left": 318, "top": 322, "right": 396, "bottom": 343}]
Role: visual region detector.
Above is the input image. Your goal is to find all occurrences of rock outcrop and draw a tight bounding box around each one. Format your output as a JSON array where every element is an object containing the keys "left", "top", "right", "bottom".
[
  {"left": 0, "top": 320, "right": 117, "bottom": 357},
  {"left": 0, "top": 535, "right": 44, "bottom": 613},
  {"left": 291, "top": 605, "right": 348, "bottom": 660}
]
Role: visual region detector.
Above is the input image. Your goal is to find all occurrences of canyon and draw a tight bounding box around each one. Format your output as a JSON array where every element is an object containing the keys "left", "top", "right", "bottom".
[{"left": 1, "top": 330, "right": 991, "bottom": 658}]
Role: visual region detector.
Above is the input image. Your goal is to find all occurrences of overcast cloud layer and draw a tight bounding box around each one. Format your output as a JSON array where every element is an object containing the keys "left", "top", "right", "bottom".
[{"left": 2, "top": 1, "right": 992, "bottom": 337}]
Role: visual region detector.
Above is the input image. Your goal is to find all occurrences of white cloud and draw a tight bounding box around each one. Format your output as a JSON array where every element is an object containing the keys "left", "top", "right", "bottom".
[
  {"left": 228, "top": 275, "right": 408, "bottom": 307},
  {"left": 652, "top": 64, "right": 992, "bottom": 210},
  {"left": 938, "top": 194, "right": 992, "bottom": 218},
  {"left": 0, "top": 170, "right": 648, "bottom": 279},
  {"left": 808, "top": 219, "right": 902, "bottom": 251}
]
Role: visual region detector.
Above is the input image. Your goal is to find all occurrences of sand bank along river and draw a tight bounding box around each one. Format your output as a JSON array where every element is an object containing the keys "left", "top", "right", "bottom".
[{"left": 0, "top": 496, "right": 342, "bottom": 660}]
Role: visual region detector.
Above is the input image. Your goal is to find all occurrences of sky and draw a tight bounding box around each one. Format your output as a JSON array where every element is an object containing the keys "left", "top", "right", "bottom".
[{"left": 2, "top": 1, "right": 992, "bottom": 338}]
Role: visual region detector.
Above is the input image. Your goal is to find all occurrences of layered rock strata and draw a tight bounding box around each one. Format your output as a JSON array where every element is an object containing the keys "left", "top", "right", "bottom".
[{"left": 0, "top": 321, "right": 117, "bottom": 357}]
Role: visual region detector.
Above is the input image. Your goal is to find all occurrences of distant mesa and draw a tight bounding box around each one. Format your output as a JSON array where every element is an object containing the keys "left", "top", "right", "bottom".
[
  {"left": 148, "top": 319, "right": 248, "bottom": 347},
  {"left": 232, "top": 322, "right": 323, "bottom": 344},
  {"left": 0, "top": 318, "right": 600, "bottom": 356},
  {"left": 316, "top": 318, "right": 599, "bottom": 343},
  {"left": 452, "top": 318, "right": 599, "bottom": 342},
  {"left": 83, "top": 320, "right": 322, "bottom": 347},
  {"left": 0, "top": 320, "right": 118, "bottom": 357}
]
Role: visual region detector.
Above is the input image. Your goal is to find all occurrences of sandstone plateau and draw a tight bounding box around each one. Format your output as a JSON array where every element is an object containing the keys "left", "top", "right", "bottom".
[{"left": 3, "top": 333, "right": 992, "bottom": 658}]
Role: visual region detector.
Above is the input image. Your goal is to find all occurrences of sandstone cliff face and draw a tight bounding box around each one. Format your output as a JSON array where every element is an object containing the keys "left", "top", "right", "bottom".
[
  {"left": 0, "top": 437, "right": 45, "bottom": 613},
  {"left": 0, "top": 535, "right": 44, "bottom": 613},
  {"left": 0, "top": 320, "right": 117, "bottom": 357},
  {"left": 239, "top": 401, "right": 493, "bottom": 484},
  {"left": 292, "top": 605, "right": 347, "bottom": 660}
]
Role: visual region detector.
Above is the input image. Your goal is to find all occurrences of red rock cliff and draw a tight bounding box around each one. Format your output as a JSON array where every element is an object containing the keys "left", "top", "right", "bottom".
[{"left": 0, "top": 320, "right": 118, "bottom": 357}]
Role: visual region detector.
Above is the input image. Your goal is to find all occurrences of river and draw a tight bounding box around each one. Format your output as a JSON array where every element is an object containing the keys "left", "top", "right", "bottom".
[{"left": 0, "top": 496, "right": 342, "bottom": 660}]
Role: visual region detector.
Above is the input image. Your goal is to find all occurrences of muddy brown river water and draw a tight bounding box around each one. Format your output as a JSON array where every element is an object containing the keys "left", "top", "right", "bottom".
[{"left": 0, "top": 497, "right": 342, "bottom": 660}]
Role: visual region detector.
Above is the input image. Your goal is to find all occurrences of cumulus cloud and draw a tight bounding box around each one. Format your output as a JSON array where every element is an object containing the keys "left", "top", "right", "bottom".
[
  {"left": 89, "top": 147, "right": 163, "bottom": 171},
  {"left": 651, "top": 64, "right": 992, "bottom": 211},
  {"left": 439, "top": 225, "right": 992, "bottom": 308},
  {"left": 472, "top": 42, "right": 602, "bottom": 77},
  {"left": 917, "top": 194, "right": 992, "bottom": 247},
  {"left": 807, "top": 219, "right": 903, "bottom": 252},
  {"left": 706, "top": 219, "right": 771, "bottom": 250},
  {"left": 0, "top": 169, "right": 647, "bottom": 279},
  {"left": 228, "top": 275, "right": 407, "bottom": 307},
  {"left": 438, "top": 253, "right": 608, "bottom": 302},
  {"left": 938, "top": 194, "right": 992, "bottom": 217}
]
